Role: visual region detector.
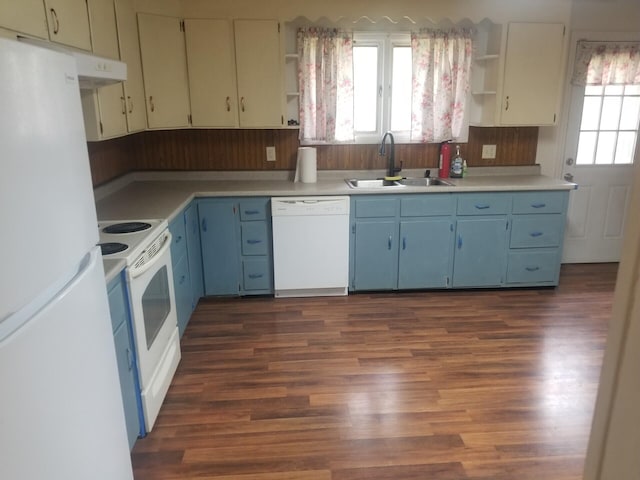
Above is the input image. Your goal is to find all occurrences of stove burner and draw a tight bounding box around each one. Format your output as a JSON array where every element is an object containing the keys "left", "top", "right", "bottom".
[
  {"left": 102, "top": 222, "right": 152, "bottom": 234},
  {"left": 99, "top": 242, "right": 128, "bottom": 255}
]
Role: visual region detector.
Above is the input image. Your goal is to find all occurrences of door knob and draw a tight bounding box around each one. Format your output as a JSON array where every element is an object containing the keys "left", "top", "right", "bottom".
[{"left": 564, "top": 173, "right": 574, "bottom": 182}]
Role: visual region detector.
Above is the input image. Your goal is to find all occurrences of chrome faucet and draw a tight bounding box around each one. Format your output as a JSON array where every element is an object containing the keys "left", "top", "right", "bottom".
[{"left": 380, "top": 131, "right": 401, "bottom": 179}]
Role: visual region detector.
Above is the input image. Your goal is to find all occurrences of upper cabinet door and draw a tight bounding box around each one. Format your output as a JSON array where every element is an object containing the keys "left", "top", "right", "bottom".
[
  {"left": 234, "top": 19, "right": 283, "bottom": 128},
  {"left": 137, "top": 13, "right": 191, "bottom": 129},
  {"left": 500, "top": 22, "right": 566, "bottom": 126},
  {"left": 185, "top": 18, "right": 238, "bottom": 128},
  {"left": 114, "top": 0, "right": 146, "bottom": 133},
  {"left": 86, "top": 0, "right": 118, "bottom": 59},
  {"left": 43, "top": 0, "right": 92, "bottom": 50},
  {"left": 0, "top": 0, "right": 48, "bottom": 39}
]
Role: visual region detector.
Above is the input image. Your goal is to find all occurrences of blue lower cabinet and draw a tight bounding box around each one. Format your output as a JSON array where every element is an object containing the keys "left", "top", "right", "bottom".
[
  {"left": 107, "top": 273, "right": 142, "bottom": 450},
  {"left": 452, "top": 217, "right": 508, "bottom": 287},
  {"left": 353, "top": 219, "right": 399, "bottom": 290},
  {"left": 185, "top": 203, "right": 204, "bottom": 309},
  {"left": 172, "top": 254, "right": 192, "bottom": 336},
  {"left": 507, "top": 250, "right": 560, "bottom": 284},
  {"left": 398, "top": 219, "right": 453, "bottom": 289}
]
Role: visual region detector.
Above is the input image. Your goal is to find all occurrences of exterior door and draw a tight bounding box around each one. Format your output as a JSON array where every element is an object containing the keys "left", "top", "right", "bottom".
[{"left": 562, "top": 34, "right": 640, "bottom": 263}]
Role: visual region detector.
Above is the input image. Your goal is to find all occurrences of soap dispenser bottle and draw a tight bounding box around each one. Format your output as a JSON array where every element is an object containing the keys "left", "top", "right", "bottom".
[{"left": 450, "top": 145, "right": 464, "bottom": 178}]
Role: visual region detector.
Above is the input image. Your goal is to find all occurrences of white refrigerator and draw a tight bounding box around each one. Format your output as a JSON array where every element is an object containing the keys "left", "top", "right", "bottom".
[{"left": 0, "top": 39, "right": 134, "bottom": 479}]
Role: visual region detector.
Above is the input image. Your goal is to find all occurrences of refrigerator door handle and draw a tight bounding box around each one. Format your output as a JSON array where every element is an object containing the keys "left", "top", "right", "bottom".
[{"left": 0, "top": 249, "right": 98, "bottom": 343}]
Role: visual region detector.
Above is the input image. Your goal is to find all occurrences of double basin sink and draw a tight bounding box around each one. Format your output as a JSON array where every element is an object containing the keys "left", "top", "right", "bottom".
[{"left": 346, "top": 177, "right": 455, "bottom": 189}]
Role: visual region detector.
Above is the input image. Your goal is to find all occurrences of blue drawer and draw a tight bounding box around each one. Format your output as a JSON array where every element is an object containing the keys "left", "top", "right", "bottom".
[
  {"left": 510, "top": 215, "right": 564, "bottom": 248},
  {"left": 243, "top": 258, "right": 271, "bottom": 291},
  {"left": 354, "top": 197, "right": 398, "bottom": 218},
  {"left": 457, "top": 193, "right": 511, "bottom": 215},
  {"left": 507, "top": 250, "right": 559, "bottom": 284},
  {"left": 241, "top": 222, "right": 269, "bottom": 255},
  {"left": 400, "top": 194, "right": 455, "bottom": 217},
  {"left": 512, "top": 191, "right": 567, "bottom": 214},
  {"left": 239, "top": 198, "right": 269, "bottom": 221}
]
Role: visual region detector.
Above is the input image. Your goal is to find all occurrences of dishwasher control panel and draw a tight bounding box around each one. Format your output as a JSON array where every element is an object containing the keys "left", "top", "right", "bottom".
[{"left": 271, "top": 196, "right": 350, "bottom": 216}]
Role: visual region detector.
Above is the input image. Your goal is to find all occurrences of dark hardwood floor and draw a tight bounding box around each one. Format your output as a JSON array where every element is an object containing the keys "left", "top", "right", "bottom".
[{"left": 131, "top": 263, "right": 618, "bottom": 480}]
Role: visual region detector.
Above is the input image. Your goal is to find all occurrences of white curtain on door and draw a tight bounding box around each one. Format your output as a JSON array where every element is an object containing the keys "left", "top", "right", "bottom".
[{"left": 572, "top": 41, "right": 640, "bottom": 86}]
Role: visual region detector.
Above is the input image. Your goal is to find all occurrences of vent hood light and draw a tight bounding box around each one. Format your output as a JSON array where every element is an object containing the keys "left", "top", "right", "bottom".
[{"left": 17, "top": 37, "right": 127, "bottom": 89}]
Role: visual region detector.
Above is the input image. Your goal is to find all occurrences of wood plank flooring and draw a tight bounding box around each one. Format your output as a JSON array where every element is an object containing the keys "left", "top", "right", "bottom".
[{"left": 131, "top": 263, "right": 618, "bottom": 480}]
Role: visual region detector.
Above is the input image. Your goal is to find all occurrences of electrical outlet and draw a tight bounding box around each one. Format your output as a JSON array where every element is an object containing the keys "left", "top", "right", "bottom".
[
  {"left": 482, "top": 144, "right": 497, "bottom": 159},
  {"left": 266, "top": 146, "right": 276, "bottom": 162}
]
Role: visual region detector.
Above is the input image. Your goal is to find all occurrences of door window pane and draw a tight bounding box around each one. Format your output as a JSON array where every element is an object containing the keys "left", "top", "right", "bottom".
[
  {"left": 390, "top": 46, "right": 412, "bottom": 132},
  {"left": 576, "top": 131, "right": 597, "bottom": 165},
  {"left": 620, "top": 97, "right": 640, "bottom": 130},
  {"left": 581, "top": 96, "right": 602, "bottom": 130},
  {"left": 599, "top": 96, "right": 622, "bottom": 130},
  {"left": 615, "top": 132, "right": 637, "bottom": 165},
  {"left": 353, "top": 46, "right": 379, "bottom": 132},
  {"left": 595, "top": 131, "right": 617, "bottom": 165}
]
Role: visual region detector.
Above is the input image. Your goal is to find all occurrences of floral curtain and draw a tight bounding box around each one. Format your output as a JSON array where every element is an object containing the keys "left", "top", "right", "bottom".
[
  {"left": 410, "top": 28, "right": 474, "bottom": 143},
  {"left": 572, "top": 41, "right": 640, "bottom": 86},
  {"left": 297, "top": 28, "right": 354, "bottom": 143}
]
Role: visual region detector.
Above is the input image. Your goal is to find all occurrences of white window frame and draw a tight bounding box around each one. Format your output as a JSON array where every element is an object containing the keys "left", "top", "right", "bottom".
[{"left": 353, "top": 32, "right": 412, "bottom": 144}]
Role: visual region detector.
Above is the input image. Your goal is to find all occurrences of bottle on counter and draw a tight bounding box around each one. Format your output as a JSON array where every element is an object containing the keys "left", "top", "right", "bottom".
[
  {"left": 450, "top": 145, "right": 464, "bottom": 178},
  {"left": 462, "top": 159, "right": 468, "bottom": 178}
]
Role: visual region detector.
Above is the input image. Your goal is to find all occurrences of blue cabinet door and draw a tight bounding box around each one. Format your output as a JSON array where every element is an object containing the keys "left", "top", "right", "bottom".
[
  {"left": 185, "top": 202, "right": 203, "bottom": 307},
  {"left": 398, "top": 219, "right": 453, "bottom": 289},
  {"left": 452, "top": 217, "right": 508, "bottom": 287},
  {"left": 199, "top": 199, "right": 241, "bottom": 295},
  {"left": 172, "top": 253, "right": 192, "bottom": 337},
  {"left": 107, "top": 274, "right": 141, "bottom": 450},
  {"left": 353, "top": 220, "right": 398, "bottom": 290}
]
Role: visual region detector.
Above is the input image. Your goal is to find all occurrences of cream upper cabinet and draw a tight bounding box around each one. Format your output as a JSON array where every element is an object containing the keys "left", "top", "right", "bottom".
[
  {"left": 0, "top": 0, "right": 48, "bottom": 39},
  {"left": 184, "top": 19, "right": 238, "bottom": 128},
  {"left": 114, "top": 0, "right": 147, "bottom": 133},
  {"left": 500, "top": 22, "right": 566, "bottom": 126},
  {"left": 82, "top": 0, "right": 127, "bottom": 141},
  {"left": 137, "top": 13, "right": 191, "bottom": 129},
  {"left": 234, "top": 19, "right": 283, "bottom": 128},
  {"left": 43, "top": 0, "right": 92, "bottom": 50}
]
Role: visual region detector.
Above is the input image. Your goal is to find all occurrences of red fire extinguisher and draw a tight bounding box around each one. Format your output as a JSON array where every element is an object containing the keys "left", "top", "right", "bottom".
[{"left": 439, "top": 141, "right": 451, "bottom": 178}]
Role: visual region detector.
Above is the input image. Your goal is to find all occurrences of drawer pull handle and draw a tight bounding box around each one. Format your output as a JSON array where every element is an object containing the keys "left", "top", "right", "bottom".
[
  {"left": 246, "top": 239, "right": 262, "bottom": 245},
  {"left": 525, "top": 266, "right": 540, "bottom": 272},
  {"left": 201, "top": 218, "right": 208, "bottom": 232},
  {"left": 388, "top": 236, "right": 392, "bottom": 250},
  {"left": 457, "top": 234, "right": 463, "bottom": 249},
  {"left": 248, "top": 273, "right": 264, "bottom": 279},
  {"left": 244, "top": 210, "right": 260, "bottom": 215},
  {"left": 126, "top": 348, "right": 134, "bottom": 371},
  {"left": 175, "top": 235, "right": 183, "bottom": 243},
  {"left": 530, "top": 231, "right": 544, "bottom": 237},
  {"left": 531, "top": 203, "right": 546, "bottom": 208},
  {"left": 474, "top": 203, "right": 490, "bottom": 210},
  {"left": 179, "top": 275, "right": 186, "bottom": 285},
  {"left": 402, "top": 237, "right": 406, "bottom": 250}
]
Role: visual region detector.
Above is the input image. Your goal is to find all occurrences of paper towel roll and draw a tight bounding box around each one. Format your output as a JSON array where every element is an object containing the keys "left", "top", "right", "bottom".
[{"left": 294, "top": 147, "right": 317, "bottom": 183}]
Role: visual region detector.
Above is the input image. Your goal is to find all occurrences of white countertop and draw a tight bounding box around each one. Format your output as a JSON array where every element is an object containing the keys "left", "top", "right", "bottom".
[{"left": 95, "top": 167, "right": 576, "bottom": 224}]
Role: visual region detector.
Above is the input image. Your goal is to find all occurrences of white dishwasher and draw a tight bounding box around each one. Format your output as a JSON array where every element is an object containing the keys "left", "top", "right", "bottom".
[{"left": 271, "top": 196, "right": 350, "bottom": 297}]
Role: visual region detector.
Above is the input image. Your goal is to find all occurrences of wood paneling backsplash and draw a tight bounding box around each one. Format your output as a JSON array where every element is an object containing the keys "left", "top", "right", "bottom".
[{"left": 88, "top": 126, "right": 538, "bottom": 187}]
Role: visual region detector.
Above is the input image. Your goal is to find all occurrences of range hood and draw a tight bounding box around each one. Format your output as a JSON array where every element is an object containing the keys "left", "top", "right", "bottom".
[{"left": 17, "top": 37, "right": 127, "bottom": 89}]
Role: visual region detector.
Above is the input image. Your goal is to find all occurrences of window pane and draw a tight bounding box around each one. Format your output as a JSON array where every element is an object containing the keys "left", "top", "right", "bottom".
[
  {"left": 599, "top": 96, "right": 622, "bottom": 130},
  {"left": 576, "top": 131, "right": 597, "bottom": 165},
  {"left": 581, "top": 96, "right": 602, "bottom": 130},
  {"left": 390, "top": 46, "right": 412, "bottom": 132},
  {"left": 620, "top": 96, "right": 640, "bottom": 130},
  {"left": 353, "top": 46, "right": 379, "bottom": 132},
  {"left": 615, "top": 132, "right": 637, "bottom": 165},
  {"left": 625, "top": 85, "right": 640, "bottom": 95},
  {"left": 604, "top": 85, "right": 624, "bottom": 95},
  {"left": 595, "top": 131, "right": 617, "bottom": 165},
  {"left": 585, "top": 85, "right": 603, "bottom": 95}
]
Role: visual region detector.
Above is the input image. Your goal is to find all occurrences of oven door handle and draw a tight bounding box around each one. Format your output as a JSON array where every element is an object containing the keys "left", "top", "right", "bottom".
[{"left": 130, "top": 231, "right": 172, "bottom": 279}]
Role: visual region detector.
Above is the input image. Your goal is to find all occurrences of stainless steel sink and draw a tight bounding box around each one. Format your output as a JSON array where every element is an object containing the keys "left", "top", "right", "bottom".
[
  {"left": 345, "top": 179, "right": 406, "bottom": 188},
  {"left": 398, "top": 177, "right": 455, "bottom": 187},
  {"left": 345, "top": 177, "right": 454, "bottom": 189}
]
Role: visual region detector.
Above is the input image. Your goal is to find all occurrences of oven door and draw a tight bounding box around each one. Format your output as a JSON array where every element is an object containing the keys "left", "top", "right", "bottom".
[{"left": 126, "top": 229, "right": 181, "bottom": 431}]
